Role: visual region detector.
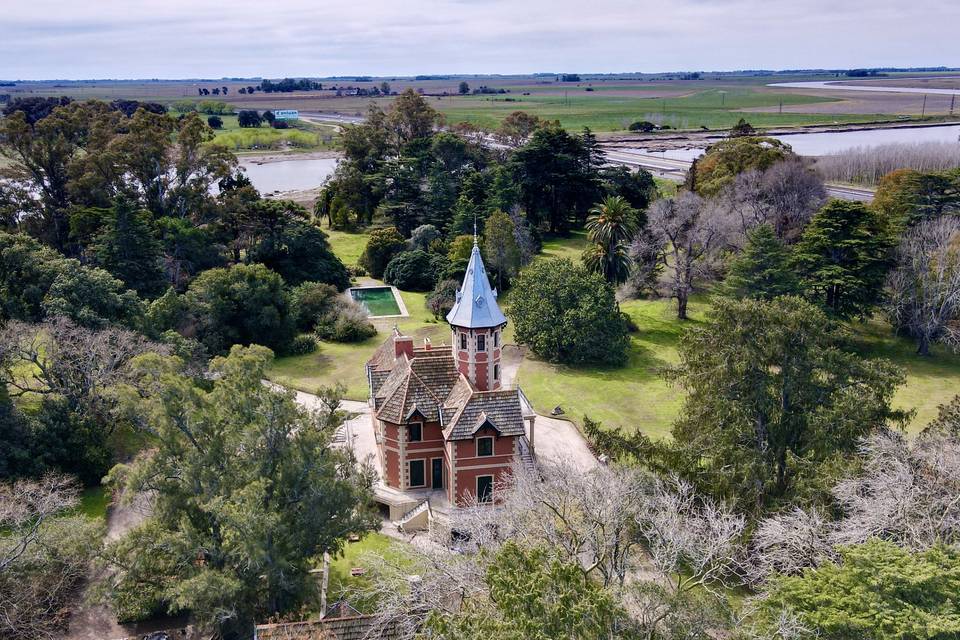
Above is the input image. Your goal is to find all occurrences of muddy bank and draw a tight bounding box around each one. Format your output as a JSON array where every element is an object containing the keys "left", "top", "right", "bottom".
[{"left": 238, "top": 149, "right": 341, "bottom": 165}]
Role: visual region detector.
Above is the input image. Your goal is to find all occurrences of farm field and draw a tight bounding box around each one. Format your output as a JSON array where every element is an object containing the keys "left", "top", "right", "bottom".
[
  {"left": 269, "top": 227, "right": 960, "bottom": 439},
  {"left": 169, "top": 111, "right": 337, "bottom": 151},
  {"left": 7, "top": 73, "right": 958, "bottom": 134}
]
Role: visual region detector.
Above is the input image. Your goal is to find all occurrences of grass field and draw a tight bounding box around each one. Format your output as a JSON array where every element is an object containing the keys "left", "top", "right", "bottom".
[
  {"left": 325, "top": 532, "right": 416, "bottom": 613},
  {"left": 170, "top": 111, "right": 336, "bottom": 151},
  {"left": 434, "top": 88, "right": 886, "bottom": 132},
  {"left": 270, "top": 225, "right": 960, "bottom": 438}
]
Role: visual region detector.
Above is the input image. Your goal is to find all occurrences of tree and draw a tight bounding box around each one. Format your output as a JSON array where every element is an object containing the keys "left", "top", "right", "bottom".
[
  {"left": 495, "top": 111, "right": 544, "bottom": 147},
  {"left": 510, "top": 258, "right": 629, "bottom": 365},
  {"left": 183, "top": 263, "right": 295, "bottom": 355},
  {"left": 409, "top": 224, "right": 441, "bottom": 251},
  {"left": 722, "top": 224, "right": 799, "bottom": 300},
  {"left": 458, "top": 81, "right": 470, "bottom": 95},
  {"left": 380, "top": 81, "right": 391, "bottom": 95},
  {"left": 0, "top": 474, "right": 104, "bottom": 640},
  {"left": 728, "top": 118, "right": 756, "bottom": 137},
  {"left": 793, "top": 199, "right": 894, "bottom": 318},
  {"left": 262, "top": 110, "right": 276, "bottom": 126},
  {"left": 207, "top": 115, "right": 223, "bottom": 129},
  {"left": 42, "top": 263, "right": 144, "bottom": 329},
  {"left": 383, "top": 249, "right": 447, "bottom": 292},
  {"left": 628, "top": 120, "right": 656, "bottom": 132},
  {"left": 90, "top": 197, "right": 167, "bottom": 297},
  {"left": 426, "top": 278, "right": 460, "bottom": 320},
  {"left": 634, "top": 192, "right": 730, "bottom": 319},
  {"left": 689, "top": 136, "right": 793, "bottom": 198},
  {"left": 103, "top": 347, "right": 377, "bottom": 637},
  {"left": 359, "top": 227, "right": 407, "bottom": 279},
  {"left": 886, "top": 216, "right": 960, "bottom": 355},
  {"left": 509, "top": 125, "right": 599, "bottom": 233},
  {"left": 872, "top": 168, "right": 960, "bottom": 229},
  {"left": 757, "top": 540, "right": 960, "bottom": 640},
  {"left": 482, "top": 209, "right": 521, "bottom": 290},
  {"left": 237, "top": 110, "right": 262, "bottom": 127},
  {"left": 599, "top": 165, "right": 657, "bottom": 212},
  {"left": 387, "top": 89, "right": 442, "bottom": 147},
  {"left": 656, "top": 296, "right": 906, "bottom": 512},
  {"left": 426, "top": 542, "right": 629, "bottom": 640},
  {"left": 248, "top": 220, "right": 350, "bottom": 290},
  {"left": 718, "top": 158, "right": 827, "bottom": 243},
  {"left": 583, "top": 195, "right": 639, "bottom": 285}
]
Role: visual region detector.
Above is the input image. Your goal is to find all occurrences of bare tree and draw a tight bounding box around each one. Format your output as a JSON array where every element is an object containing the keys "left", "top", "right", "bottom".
[
  {"left": 0, "top": 318, "right": 165, "bottom": 427},
  {"left": 719, "top": 159, "right": 826, "bottom": 244},
  {"left": 633, "top": 192, "right": 731, "bottom": 319},
  {"left": 0, "top": 474, "right": 104, "bottom": 640},
  {"left": 816, "top": 142, "right": 960, "bottom": 186},
  {"left": 749, "top": 507, "right": 836, "bottom": 582},
  {"left": 886, "top": 216, "right": 960, "bottom": 356}
]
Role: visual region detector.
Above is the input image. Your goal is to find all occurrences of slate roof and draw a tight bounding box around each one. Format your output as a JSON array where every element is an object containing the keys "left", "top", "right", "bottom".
[
  {"left": 445, "top": 244, "right": 507, "bottom": 329},
  {"left": 374, "top": 354, "right": 462, "bottom": 424},
  {"left": 444, "top": 390, "right": 526, "bottom": 440}
]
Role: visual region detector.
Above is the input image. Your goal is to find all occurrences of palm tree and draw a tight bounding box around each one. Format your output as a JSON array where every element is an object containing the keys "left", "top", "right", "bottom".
[{"left": 584, "top": 196, "right": 639, "bottom": 284}]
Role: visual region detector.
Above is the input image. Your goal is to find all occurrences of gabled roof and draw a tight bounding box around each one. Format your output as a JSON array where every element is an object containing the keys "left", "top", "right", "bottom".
[
  {"left": 444, "top": 390, "right": 526, "bottom": 440},
  {"left": 445, "top": 244, "right": 507, "bottom": 329},
  {"left": 375, "top": 354, "right": 462, "bottom": 424}
]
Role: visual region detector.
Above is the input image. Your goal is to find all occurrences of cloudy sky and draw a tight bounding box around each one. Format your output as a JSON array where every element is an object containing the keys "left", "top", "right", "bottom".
[{"left": 3, "top": 0, "right": 958, "bottom": 79}]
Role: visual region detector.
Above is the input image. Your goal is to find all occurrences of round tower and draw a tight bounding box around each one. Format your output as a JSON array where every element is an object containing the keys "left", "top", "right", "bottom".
[{"left": 446, "top": 243, "right": 507, "bottom": 391}]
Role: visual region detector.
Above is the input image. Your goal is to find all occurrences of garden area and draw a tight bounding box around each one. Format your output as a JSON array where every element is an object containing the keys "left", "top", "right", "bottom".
[{"left": 268, "top": 226, "right": 960, "bottom": 438}]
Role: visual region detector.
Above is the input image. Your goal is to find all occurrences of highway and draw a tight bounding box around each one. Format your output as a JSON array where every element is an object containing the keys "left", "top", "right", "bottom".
[{"left": 601, "top": 147, "right": 875, "bottom": 202}]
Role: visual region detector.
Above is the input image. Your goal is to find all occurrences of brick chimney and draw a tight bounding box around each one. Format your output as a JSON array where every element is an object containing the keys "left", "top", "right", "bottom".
[{"left": 394, "top": 334, "right": 414, "bottom": 359}]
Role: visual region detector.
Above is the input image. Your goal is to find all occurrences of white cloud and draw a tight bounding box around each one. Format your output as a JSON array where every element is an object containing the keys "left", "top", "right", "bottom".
[{"left": 1, "top": 0, "right": 958, "bottom": 78}]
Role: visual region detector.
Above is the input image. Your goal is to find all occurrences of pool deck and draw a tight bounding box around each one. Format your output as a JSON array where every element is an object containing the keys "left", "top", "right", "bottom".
[{"left": 347, "top": 284, "right": 409, "bottom": 319}]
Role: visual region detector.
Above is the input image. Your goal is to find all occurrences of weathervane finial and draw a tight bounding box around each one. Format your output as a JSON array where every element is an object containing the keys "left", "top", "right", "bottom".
[{"left": 473, "top": 211, "right": 478, "bottom": 246}]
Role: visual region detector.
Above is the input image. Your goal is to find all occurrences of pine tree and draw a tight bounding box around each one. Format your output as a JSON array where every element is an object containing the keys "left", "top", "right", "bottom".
[
  {"left": 93, "top": 197, "right": 166, "bottom": 298},
  {"left": 723, "top": 224, "right": 799, "bottom": 300}
]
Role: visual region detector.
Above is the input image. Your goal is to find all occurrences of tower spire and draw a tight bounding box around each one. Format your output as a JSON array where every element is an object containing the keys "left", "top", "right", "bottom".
[{"left": 473, "top": 211, "right": 478, "bottom": 246}]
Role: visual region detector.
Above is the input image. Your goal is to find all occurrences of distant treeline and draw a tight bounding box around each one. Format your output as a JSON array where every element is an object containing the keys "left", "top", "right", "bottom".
[{"left": 261, "top": 78, "right": 324, "bottom": 93}]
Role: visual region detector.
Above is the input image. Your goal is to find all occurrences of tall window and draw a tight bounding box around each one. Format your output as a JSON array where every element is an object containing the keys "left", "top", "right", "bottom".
[
  {"left": 477, "top": 475, "right": 493, "bottom": 503},
  {"left": 494, "top": 331, "right": 499, "bottom": 348},
  {"left": 477, "top": 436, "right": 494, "bottom": 457},
  {"left": 460, "top": 332, "right": 468, "bottom": 350},
  {"left": 408, "top": 422, "right": 422, "bottom": 442},
  {"left": 409, "top": 460, "right": 425, "bottom": 487},
  {"left": 477, "top": 334, "right": 486, "bottom": 352},
  {"left": 493, "top": 364, "right": 500, "bottom": 381}
]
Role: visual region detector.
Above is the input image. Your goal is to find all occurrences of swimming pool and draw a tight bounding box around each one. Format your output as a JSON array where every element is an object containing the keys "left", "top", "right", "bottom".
[{"left": 349, "top": 286, "right": 405, "bottom": 317}]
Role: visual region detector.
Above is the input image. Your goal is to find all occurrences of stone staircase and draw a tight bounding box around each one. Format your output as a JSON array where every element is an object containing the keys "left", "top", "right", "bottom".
[{"left": 394, "top": 499, "right": 432, "bottom": 532}]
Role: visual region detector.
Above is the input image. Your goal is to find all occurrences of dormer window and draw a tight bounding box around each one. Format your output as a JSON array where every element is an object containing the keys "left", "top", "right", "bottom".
[
  {"left": 408, "top": 422, "right": 423, "bottom": 442},
  {"left": 477, "top": 436, "right": 494, "bottom": 457},
  {"left": 477, "top": 334, "right": 486, "bottom": 352}
]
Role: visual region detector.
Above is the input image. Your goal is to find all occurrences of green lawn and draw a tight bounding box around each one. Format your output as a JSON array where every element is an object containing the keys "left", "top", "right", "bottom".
[
  {"left": 75, "top": 486, "right": 110, "bottom": 520},
  {"left": 273, "top": 226, "right": 960, "bottom": 438},
  {"left": 324, "top": 228, "right": 370, "bottom": 267},
  {"left": 170, "top": 111, "right": 336, "bottom": 151},
  {"left": 325, "top": 532, "right": 416, "bottom": 613},
  {"left": 435, "top": 88, "right": 888, "bottom": 132}
]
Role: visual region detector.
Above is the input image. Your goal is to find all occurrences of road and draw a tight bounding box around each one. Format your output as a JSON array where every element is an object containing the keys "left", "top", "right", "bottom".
[{"left": 601, "top": 147, "right": 875, "bottom": 202}]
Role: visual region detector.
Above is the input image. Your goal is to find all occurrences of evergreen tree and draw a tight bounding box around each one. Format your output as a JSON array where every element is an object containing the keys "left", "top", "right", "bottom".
[
  {"left": 91, "top": 197, "right": 166, "bottom": 298},
  {"left": 483, "top": 209, "right": 521, "bottom": 290},
  {"left": 792, "top": 200, "right": 894, "bottom": 318},
  {"left": 722, "top": 224, "right": 799, "bottom": 300}
]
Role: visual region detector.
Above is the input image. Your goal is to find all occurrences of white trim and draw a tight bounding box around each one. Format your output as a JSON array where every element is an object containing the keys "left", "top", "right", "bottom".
[
  {"left": 476, "top": 436, "right": 494, "bottom": 457},
  {"left": 476, "top": 474, "right": 494, "bottom": 503}
]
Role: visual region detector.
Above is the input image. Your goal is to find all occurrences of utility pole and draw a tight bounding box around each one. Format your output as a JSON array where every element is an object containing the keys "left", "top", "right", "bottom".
[
  {"left": 950, "top": 94, "right": 955, "bottom": 116},
  {"left": 779, "top": 100, "right": 783, "bottom": 114},
  {"left": 921, "top": 94, "right": 927, "bottom": 118}
]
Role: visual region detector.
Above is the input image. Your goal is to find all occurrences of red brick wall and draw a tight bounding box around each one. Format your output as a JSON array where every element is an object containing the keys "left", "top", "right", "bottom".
[
  {"left": 453, "top": 429, "right": 516, "bottom": 504},
  {"left": 382, "top": 422, "right": 400, "bottom": 487},
  {"left": 404, "top": 420, "right": 447, "bottom": 489}
]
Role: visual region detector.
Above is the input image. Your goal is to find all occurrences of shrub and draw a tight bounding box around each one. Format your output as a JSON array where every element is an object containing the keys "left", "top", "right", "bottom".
[
  {"left": 316, "top": 300, "right": 377, "bottom": 343},
  {"left": 427, "top": 279, "right": 460, "bottom": 320},
  {"left": 359, "top": 228, "right": 407, "bottom": 279},
  {"left": 288, "top": 334, "right": 318, "bottom": 355},
  {"left": 628, "top": 120, "right": 656, "bottom": 132},
  {"left": 290, "top": 282, "right": 339, "bottom": 331},
  {"left": 384, "top": 250, "right": 448, "bottom": 292},
  {"left": 510, "top": 259, "right": 629, "bottom": 366},
  {"left": 207, "top": 115, "right": 223, "bottom": 129},
  {"left": 409, "top": 224, "right": 441, "bottom": 251}
]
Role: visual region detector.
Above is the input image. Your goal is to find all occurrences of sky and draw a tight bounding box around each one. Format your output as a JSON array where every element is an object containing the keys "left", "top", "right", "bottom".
[{"left": 3, "top": 0, "right": 959, "bottom": 80}]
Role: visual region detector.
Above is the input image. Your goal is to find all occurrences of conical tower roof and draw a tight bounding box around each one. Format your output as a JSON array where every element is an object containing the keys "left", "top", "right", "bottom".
[{"left": 446, "top": 244, "right": 507, "bottom": 329}]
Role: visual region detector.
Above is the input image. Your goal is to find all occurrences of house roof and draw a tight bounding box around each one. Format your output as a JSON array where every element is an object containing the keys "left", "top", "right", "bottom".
[
  {"left": 445, "top": 244, "right": 507, "bottom": 329},
  {"left": 444, "top": 390, "right": 527, "bottom": 440},
  {"left": 375, "top": 354, "right": 463, "bottom": 424}
]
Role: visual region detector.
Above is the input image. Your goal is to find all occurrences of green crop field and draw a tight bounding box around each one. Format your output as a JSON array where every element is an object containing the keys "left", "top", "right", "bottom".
[
  {"left": 435, "top": 88, "right": 886, "bottom": 132},
  {"left": 169, "top": 111, "right": 336, "bottom": 151},
  {"left": 271, "top": 226, "right": 960, "bottom": 440}
]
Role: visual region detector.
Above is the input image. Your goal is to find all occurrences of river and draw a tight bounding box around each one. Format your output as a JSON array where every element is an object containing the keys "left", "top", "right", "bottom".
[
  {"left": 769, "top": 79, "right": 960, "bottom": 96},
  {"left": 239, "top": 156, "right": 339, "bottom": 194}
]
